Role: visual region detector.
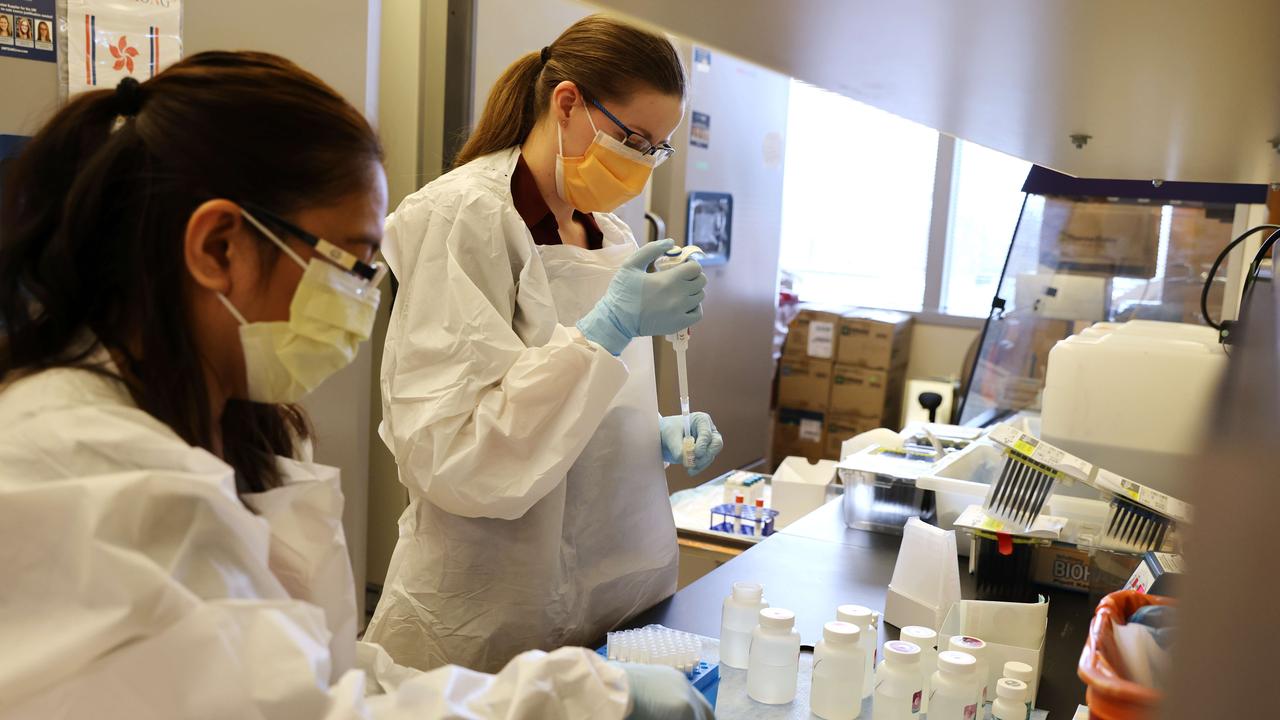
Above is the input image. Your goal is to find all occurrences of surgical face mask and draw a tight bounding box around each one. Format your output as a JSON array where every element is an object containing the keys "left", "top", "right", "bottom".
[
  {"left": 555, "top": 102, "right": 660, "bottom": 214},
  {"left": 217, "top": 211, "right": 382, "bottom": 404}
]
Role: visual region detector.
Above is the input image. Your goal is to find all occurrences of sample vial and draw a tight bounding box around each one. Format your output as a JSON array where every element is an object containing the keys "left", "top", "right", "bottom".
[
  {"left": 900, "top": 626, "right": 938, "bottom": 713},
  {"left": 754, "top": 498, "right": 766, "bottom": 536},
  {"left": 1002, "top": 661, "right": 1035, "bottom": 716},
  {"left": 720, "top": 582, "right": 768, "bottom": 669},
  {"left": 747, "top": 607, "right": 802, "bottom": 704},
  {"left": 871, "top": 640, "right": 922, "bottom": 720},
  {"left": 929, "top": 651, "right": 980, "bottom": 720},
  {"left": 734, "top": 494, "right": 746, "bottom": 534},
  {"left": 811, "top": 621, "right": 865, "bottom": 720},
  {"left": 837, "top": 604, "right": 878, "bottom": 700},
  {"left": 991, "top": 678, "right": 1029, "bottom": 720},
  {"left": 948, "top": 635, "right": 990, "bottom": 703}
]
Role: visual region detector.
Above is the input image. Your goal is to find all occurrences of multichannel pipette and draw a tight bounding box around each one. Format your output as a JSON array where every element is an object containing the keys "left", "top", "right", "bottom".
[{"left": 654, "top": 244, "right": 706, "bottom": 467}]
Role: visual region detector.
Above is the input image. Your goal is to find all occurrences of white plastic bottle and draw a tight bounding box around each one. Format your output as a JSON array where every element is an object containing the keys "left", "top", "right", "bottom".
[
  {"left": 991, "top": 678, "right": 1029, "bottom": 720},
  {"left": 837, "top": 604, "right": 878, "bottom": 699},
  {"left": 899, "top": 626, "right": 937, "bottom": 713},
  {"left": 948, "top": 635, "right": 990, "bottom": 703},
  {"left": 1002, "top": 661, "right": 1035, "bottom": 716},
  {"left": 720, "top": 582, "right": 767, "bottom": 669},
  {"left": 928, "top": 650, "right": 980, "bottom": 720},
  {"left": 746, "top": 607, "right": 801, "bottom": 704},
  {"left": 871, "top": 640, "right": 922, "bottom": 720},
  {"left": 811, "top": 621, "right": 865, "bottom": 720}
]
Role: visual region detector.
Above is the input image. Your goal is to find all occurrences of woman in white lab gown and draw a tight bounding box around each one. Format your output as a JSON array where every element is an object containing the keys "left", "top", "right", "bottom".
[
  {"left": 0, "top": 52, "right": 708, "bottom": 719},
  {"left": 367, "top": 15, "right": 725, "bottom": 674}
]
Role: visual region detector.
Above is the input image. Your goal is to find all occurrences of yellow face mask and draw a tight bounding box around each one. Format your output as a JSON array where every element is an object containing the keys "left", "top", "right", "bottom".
[{"left": 555, "top": 104, "right": 659, "bottom": 214}]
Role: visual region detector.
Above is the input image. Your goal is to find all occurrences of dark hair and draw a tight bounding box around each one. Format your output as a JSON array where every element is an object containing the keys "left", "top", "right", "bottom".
[
  {"left": 453, "top": 14, "right": 685, "bottom": 167},
  {"left": 0, "top": 51, "right": 383, "bottom": 494}
]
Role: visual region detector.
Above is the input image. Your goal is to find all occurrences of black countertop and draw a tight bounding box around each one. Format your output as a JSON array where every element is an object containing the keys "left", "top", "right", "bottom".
[{"left": 628, "top": 498, "right": 1091, "bottom": 719}]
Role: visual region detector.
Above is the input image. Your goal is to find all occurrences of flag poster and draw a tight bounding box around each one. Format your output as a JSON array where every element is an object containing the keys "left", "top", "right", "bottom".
[
  {"left": 63, "top": 0, "right": 182, "bottom": 96},
  {"left": 0, "top": 0, "right": 57, "bottom": 63}
]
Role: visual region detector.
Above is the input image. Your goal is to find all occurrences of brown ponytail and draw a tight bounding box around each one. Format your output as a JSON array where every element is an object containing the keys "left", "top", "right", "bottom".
[
  {"left": 0, "top": 51, "right": 382, "bottom": 495},
  {"left": 453, "top": 14, "right": 685, "bottom": 167}
]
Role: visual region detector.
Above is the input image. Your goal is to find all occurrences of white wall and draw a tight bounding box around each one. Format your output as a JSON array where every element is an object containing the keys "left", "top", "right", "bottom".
[
  {"left": 186, "top": 0, "right": 384, "bottom": 621},
  {"left": 907, "top": 322, "right": 979, "bottom": 381}
]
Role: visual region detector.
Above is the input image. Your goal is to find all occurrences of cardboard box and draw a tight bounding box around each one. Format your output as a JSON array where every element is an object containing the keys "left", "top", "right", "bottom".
[
  {"left": 782, "top": 306, "right": 846, "bottom": 361},
  {"left": 836, "top": 309, "right": 914, "bottom": 370},
  {"left": 1038, "top": 199, "right": 1160, "bottom": 277},
  {"left": 771, "top": 408, "right": 826, "bottom": 467},
  {"left": 1032, "top": 545, "right": 1091, "bottom": 593},
  {"left": 777, "top": 359, "right": 834, "bottom": 412},
  {"left": 829, "top": 364, "right": 905, "bottom": 421},
  {"left": 824, "top": 413, "right": 882, "bottom": 459}
]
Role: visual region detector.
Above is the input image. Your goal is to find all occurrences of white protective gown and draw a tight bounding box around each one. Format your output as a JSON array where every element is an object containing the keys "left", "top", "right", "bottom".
[
  {"left": 0, "top": 360, "right": 632, "bottom": 720},
  {"left": 367, "top": 147, "right": 679, "bottom": 673}
]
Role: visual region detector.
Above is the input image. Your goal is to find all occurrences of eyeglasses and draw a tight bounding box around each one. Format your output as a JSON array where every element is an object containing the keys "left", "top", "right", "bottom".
[
  {"left": 586, "top": 96, "right": 676, "bottom": 165},
  {"left": 241, "top": 203, "right": 387, "bottom": 288}
]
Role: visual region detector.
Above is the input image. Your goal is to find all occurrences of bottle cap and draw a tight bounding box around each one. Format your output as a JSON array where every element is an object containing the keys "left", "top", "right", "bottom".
[
  {"left": 996, "top": 678, "right": 1027, "bottom": 701},
  {"left": 759, "top": 607, "right": 795, "bottom": 630},
  {"left": 1003, "top": 661, "right": 1034, "bottom": 684},
  {"left": 823, "top": 621, "right": 860, "bottom": 645},
  {"left": 836, "top": 604, "right": 874, "bottom": 628},
  {"left": 731, "top": 581, "right": 763, "bottom": 603},
  {"left": 735, "top": 494, "right": 745, "bottom": 504},
  {"left": 901, "top": 625, "right": 937, "bottom": 648},
  {"left": 937, "top": 650, "right": 977, "bottom": 674},
  {"left": 883, "top": 640, "right": 920, "bottom": 663},
  {"left": 755, "top": 498, "right": 765, "bottom": 508},
  {"left": 949, "top": 635, "right": 987, "bottom": 658}
]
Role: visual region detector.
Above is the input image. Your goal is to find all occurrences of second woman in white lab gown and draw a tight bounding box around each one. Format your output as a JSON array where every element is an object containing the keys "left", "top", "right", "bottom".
[
  {"left": 0, "top": 52, "right": 709, "bottom": 720},
  {"left": 368, "top": 15, "right": 725, "bottom": 673}
]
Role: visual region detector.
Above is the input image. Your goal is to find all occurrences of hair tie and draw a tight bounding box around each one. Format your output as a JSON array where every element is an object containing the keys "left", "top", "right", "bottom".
[
  {"left": 539, "top": 46, "right": 551, "bottom": 65},
  {"left": 114, "top": 77, "right": 144, "bottom": 117}
]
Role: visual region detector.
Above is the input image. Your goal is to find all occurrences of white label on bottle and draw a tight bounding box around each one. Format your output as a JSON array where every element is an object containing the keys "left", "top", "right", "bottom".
[
  {"left": 807, "top": 321, "right": 835, "bottom": 358},
  {"left": 912, "top": 690, "right": 923, "bottom": 714},
  {"left": 799, "top": 419, "right": 822, "bottom": 442},
  {"left": 963, "top": 703, "right": 978, "bottom": 720}
]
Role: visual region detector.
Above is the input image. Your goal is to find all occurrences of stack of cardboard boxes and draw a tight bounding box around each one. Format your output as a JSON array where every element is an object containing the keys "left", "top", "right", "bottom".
[{"left": 773, "top": 306, "right": 913, "bottom": 466}]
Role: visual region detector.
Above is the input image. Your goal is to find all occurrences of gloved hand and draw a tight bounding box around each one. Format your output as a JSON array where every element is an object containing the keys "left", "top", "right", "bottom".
[
  {"left": 660, "top": 412, "right": 724, "bottom": 476},
  {"left": 577, "top": 239, "right": 707, "bottom": 356},
  {"left": 619, "top": 663, "right": 715, "bottom": 720}
]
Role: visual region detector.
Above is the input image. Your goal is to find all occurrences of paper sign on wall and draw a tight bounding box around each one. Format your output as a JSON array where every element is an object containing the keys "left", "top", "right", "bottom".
[
  {"left": 0, "top": 0, "right": 57, "bottom": 63},
  {"left": 61, "top": 0, "right": 182, "bottom": 97}
]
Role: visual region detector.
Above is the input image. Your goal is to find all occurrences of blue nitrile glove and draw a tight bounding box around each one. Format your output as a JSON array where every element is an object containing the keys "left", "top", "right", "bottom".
[
  {"left": 619, "top": 663, "right": 715, "bottom": 720},
  {"left": 660, "top": 412, "right": 724, "bottom": 476},
  {"left": 577, "top": 239, "right": 707, "bottom": 355}
]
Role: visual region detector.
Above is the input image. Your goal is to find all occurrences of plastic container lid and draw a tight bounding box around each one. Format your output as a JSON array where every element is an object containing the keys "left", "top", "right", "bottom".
[
  {"left": 759, "top": 607, "right": 795, "bottom": 630},
  {"left": 731, "top": 582, "right": 763, "bottom": 603},
  {"left": 836, "top": 604, "right": 874, "bottom": 628},
  {"left": 883, "top": 640, "right": 921, "bottom": 662},
  {"left": 997, "top": 678, "right": 1027, "bottom": 700},
  {"left": 937, "top": 650, "right": 977, "bottom": 674},
  {"left": 823, "top": 621, "right": 860, "bottom": 645},
  {"left": 1003, "top": 661, "right": 1034, "bottom": 683},
  {"left": 949, "top": 635, "right": 987, "bottom": 657},
  {"left": 901, "top": 626, "right": 938, "bottom": 647}
]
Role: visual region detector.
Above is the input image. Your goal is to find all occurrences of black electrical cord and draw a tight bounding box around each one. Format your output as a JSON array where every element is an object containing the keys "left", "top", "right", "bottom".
[
  {"left": 1200, "top": 224, "right": 1280, "bottom": 331},
  {"left": 1239, "top": 227, "right": 1280, "bottom": 309}
]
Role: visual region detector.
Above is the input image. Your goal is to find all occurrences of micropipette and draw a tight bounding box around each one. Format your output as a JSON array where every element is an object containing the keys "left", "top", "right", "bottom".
[{"left": 653, "top": 244, "right": 706, "bottom": 468}]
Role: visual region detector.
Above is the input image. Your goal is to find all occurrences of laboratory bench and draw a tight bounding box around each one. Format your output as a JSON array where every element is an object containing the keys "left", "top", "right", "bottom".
[{"left": 627, "top": 497, "right": 1094, "bottom": 719}]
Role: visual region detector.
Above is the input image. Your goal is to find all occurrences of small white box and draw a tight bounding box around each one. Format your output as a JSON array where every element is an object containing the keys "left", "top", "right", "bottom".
[
  {"left": 939, "top": 598, "right": 1049, "bottom": 705},
  {"left": 770, "top": 457, "right": 837, "bottom": 529}
]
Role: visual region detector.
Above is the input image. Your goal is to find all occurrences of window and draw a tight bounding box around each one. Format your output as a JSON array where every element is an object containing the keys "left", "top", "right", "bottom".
[
  {"left": 943, "top": 141, "right": 1033, "bottom": 317},
  {"left": 779, "top": 80, "right": 939, "bottom": 312},
  {"left": 778, "top": 81, "right": 1038, "bottom": 321}
]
